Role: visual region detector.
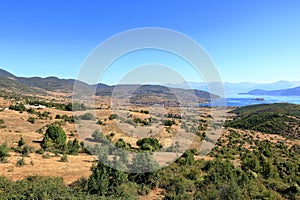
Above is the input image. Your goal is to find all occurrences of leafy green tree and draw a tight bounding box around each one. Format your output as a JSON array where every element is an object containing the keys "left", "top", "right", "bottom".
[
  {"left": 241, "top": 154, "right": 261, "bottom": 173},
  {"left": 219, "top": 181, "right": 243, "bottom": 200},
  {"left": 130, "top": 152, "right": 160, "bottom": 188},
  {"left": 88, "top": 161, "right": 128, "bottom": 196},
  {"left": 203, "top": 158, "right": 236, "bottom": 184},
  {"left": 66, "top": 139, "right": 80, "bottom": 155},
  {"left": 41, "top": 125, "right": 66, "bottom": 150}
]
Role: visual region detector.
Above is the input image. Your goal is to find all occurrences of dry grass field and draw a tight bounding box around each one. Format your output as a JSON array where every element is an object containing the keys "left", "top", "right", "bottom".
[
  {"left": 0, "top": 105, "right": 97, "bottom": 184},
  {"left": 2, "top": 96, "right": 297, "bottom": 191},
  {"left": 0, "top": 152, "right": 95, "bottom": 184},
  {"left": 1, "top": 95, "right": 300, "bottom": 200},
  {"left": 0, "top": 97, "right": 230, "bottom": 184}
]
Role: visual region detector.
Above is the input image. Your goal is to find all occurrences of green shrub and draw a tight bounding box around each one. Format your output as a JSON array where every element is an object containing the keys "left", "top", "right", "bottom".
[
  {"left": 108, "top": 114, "right": 118, "bottom": 120},
  {"left": 92, "top": 130, "right": 111, "bottom": 144},
  {"left": 9, "top": 104, "right": 26, "bottom": 112},
  {"left": 88, "top": 161, "right": 128, "bottom": 196},
  {"left": 115, "top": 138, "right": 131, "bottom": 150},
  {"left": 21, "top": 145, "right": 34, "bottom": 157},
  {"left": 41, "top": 125, "right": 66, "bottom": 150},
  {"left": 35, "top": 148, "right": 44, "bottom": 154},
  {"left": 136, "top": 138, "right": 162, "bottom": 151},
  {"left": 42, "top": 153, "right": 51, "bottom": 159},
  {"left": 176, "top": 149, "right": 195, "bottom": 166},
  {"left": 66, "top": 139, "right": 80, "bottom": 155},
  {"left": 140, "top": 110, "right": 149, "bottom": 114},
  {"left": 0, "top": 143, "right": 9, "bottom": 162},
  {"left": 163, "top": 119, "right": 176, "bottom": 126},
  {"left": 79, "top": 113, "right": 95, "bottom": 120},
  {"left": 27, "top": 117, "right": 35, "bottom": 124}
]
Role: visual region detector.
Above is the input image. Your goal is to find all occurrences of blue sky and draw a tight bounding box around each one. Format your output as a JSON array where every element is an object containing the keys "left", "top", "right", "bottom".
[{"left": 0, "top": 0, "right": 299, "bottom": 85}]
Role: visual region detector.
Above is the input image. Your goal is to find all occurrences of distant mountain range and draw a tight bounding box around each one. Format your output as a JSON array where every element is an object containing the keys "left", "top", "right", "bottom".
[
  {"left": 1, "top": 68, "right": 299, "bottom": 102},
  {"left": 0, "top": 69, "right": 218, "bottom": 105},
  {"left": 241, "top": 86, "right": 300, "bottom": 96}
]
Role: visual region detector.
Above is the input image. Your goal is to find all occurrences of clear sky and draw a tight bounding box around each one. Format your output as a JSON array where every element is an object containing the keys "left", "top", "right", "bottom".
[{"left": 0, "top": 0, "right": 299, "bottom": 85}]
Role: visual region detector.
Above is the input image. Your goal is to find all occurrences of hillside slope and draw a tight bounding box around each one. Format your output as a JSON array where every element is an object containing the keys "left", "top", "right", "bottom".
[
  {"left": 0, "top": 69, "right": 219, "bottom": 103},
  {"left": 95, "top": 84, "right": 219, "bottom": 106},
  {"left": 225, "top": 103, "right": 300, "bottom": 139},
  {"left": 0, "top": 74, "right": 46, "bottom": 97}
]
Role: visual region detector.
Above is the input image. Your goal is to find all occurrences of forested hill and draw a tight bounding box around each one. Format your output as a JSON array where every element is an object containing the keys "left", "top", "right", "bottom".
[{"left": 225, "top": 103, "right": 300, "bottom": 139}]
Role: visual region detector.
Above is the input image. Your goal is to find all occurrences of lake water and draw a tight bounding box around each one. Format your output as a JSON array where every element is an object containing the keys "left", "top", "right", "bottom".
[{"left": 200, "top": 95, "right": 300, "bottom": 107}]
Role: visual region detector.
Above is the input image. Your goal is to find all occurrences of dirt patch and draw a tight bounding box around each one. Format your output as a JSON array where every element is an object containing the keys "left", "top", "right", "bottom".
[
  {"left": 139, "top": 188, "right": 165, "bottom": 200},
  {"left": 0, "top": 152, "right": 96, "bottom": 184}
]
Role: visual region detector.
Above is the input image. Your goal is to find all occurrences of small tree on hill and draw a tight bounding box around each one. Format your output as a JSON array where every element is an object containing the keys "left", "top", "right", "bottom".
[
  {"left": 66, "top": 139, "right": 80, "bottom": 155},
  {"left": 129, "top": 152, "right": 160, "bottom": 188},
  {"left": 88, "top": 160, "right": 128, "bottom": 196},
  {"left": 41, "top": 125, "right": 66, "bottom": 150}
]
